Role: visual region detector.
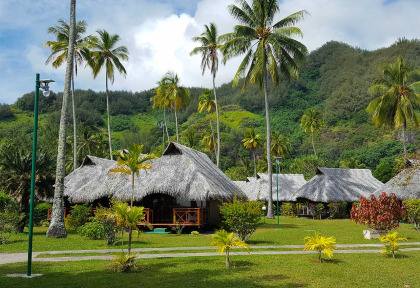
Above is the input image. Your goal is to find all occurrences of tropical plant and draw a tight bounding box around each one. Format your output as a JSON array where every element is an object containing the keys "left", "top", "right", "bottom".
[
  {"left": 222, "top": 0, "right": 308, "bottom": 218},
  {"left": 0, "top": 192, "right": 23, "bottom": 244},
  {"left": 366, "top": 56, "right": 420, "bottom": 158},
  {"left": 109, "top": 253, "right": 139, "bottom": 273},
  {"left": 280, "top": 203, "right": 295, "bottom": 217},
  {"left": 303, "top": 232, "right": 337, "bottom": 263},
  {"left": 89, "top": 29, "right": 129, "bottom": 159},
  {"left": 78, "top": 126, "right": 108, "bottom": 159},
  {"left": 197, "top": 88, "right": 216, "bottom": 155},
  {"left": 201, "top": 128, "right": 216, "bottom": 155},
  {"left": 242, "top": 128, "right": 263, "bottom": 178},
  {"left": 182, "top": 129, "right": 200, "bottom": 150},
  {"left": 210, "top": 229, "right": 250, "bottom": 268},
  {"left": 150, "top": 71, "right": 190, "bottom": 143},
  {"left": 44, "top": 19, "right": 97, "bottom": 171},
  {"left": 47, "top": 0, "right": 76, "bottom": 238},
  {"left": 314, "top": 203, "right": 325, "bottom": 220},
  {"left": 350, "top": 192, "right": 406, "bottom": 231},
  {"left": 271, "top": 131, "right": 290, "bottom": 158},
  {"left": 403, "top": 199, "right": 420, "bottom": 230},
  {"left": 64, "top": 204, "right": 92, "bottom": 231},
  {"left": 190, "top": 22, "right": 223, "bottom": 167},
  {"left": 380, "top": 232, "right": 407, "bottom": 258},
  {"left": 300, "top": 108, "right": 323, "bottom": 158}
]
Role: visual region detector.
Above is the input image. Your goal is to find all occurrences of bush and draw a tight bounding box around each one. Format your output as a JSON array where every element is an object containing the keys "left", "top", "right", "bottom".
[
  {"left": 0, "top": 192, "right": 23, "bottom": 244},
  {"left": 327, "top": 202, "right": 348, "bottom": 219},
  {"left": 219, "top": 193, "right": 263, "bottom": 241},
  {"left": 280, "top": 203, "right": 295, "bottom": 217},
  {"left": 0, "top": 104, "right": 14, "bottom": 120},
  {"left": 380, "top": 232, "right": 407, "bottom": 258},
  {"left": 109, "top": 254, "right": 139, "bottom": 273},
  {"left": 77, "top": 219, "right": 105, "bottom": 240},
  {"left": 351, "top": 193, "right": 406, "bottom": 230},
  {"left": 403, "top": 199, "right": 420, "bottom": 230},
  {"left": 65, "top": 204, "right": 92, "bottom": 230},
  {"left": 34, "top": 203, "right": 52, "bottom": 226},
  {"left": 314, "top": 203, "right": 325, "bottom": 219},
  {"left": 94, "top": 206, "right": 117, "bottom": 245}
]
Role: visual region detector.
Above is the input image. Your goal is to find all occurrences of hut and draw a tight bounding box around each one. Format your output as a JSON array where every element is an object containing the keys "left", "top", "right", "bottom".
[
  {"left": 294, "top": 168, "right": 383, "bottom": 203},
  {"left": 373, "top": 159, "right": 420, "bottom": 200},
  {"left": 234, "top": 173, "right": 307, "bottom": 202},
  {"left": 64, "top": 142, "right": 238, "bottom": 227}
]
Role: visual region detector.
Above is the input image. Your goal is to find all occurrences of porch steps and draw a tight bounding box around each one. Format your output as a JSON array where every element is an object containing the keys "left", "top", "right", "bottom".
[{"left": 145, "top": 228, "right": 171, "bottom": 234}]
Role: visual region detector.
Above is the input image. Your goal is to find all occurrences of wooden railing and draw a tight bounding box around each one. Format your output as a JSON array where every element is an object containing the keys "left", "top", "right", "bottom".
[
  {"left": 47, "top": 207, "right": 67, "bottom": 220},
  {"left": 142, "top": 208, "right": 153, "bottom": 223},
  {"left": 173, "top": 208, "right": 205, "bottom": 227}
]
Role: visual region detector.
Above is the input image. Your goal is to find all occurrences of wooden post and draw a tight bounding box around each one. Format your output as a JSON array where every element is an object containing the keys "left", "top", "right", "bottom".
[{"left": 198, "top": 208, "right": 201, "bottom": 227}]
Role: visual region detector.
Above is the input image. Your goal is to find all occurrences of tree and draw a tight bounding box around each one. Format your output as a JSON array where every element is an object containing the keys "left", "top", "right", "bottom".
[
  {"left": 222, "top": 0, "right": 308, "bottom": 218},
  {"left": 367, "top": 56, "right": 420, "bottom": 159},
  {"left": 242, "top": 128, "right": 263, "bottom": 178},
  {"left": 77, "top": 126, "right": 108, "bottom": 159},
  {"left": 303, "top": 232, "right": 337, "bottom": 263},
  {"left": 109, "top": 144, "right": 155, "bottom": 255},
  {"left": 271, "top": 130, "right": 290, "bottom": 158},
  {"left": 89, "top": 29, "right": 129, "bottom": 160},
  {"left": 380, "top": 232, "right": 407, "bottom": 259},
  {"left": 44, "top": 19, "right": 97, "bottom": 171},
  {"left": 46, "top": 0, "right": 76, "bottom": 238},
  {"left": 151, "top": 72, "right": 190, "bottom": 143},
  {"left": 300, "top": 108, "right": 323, "bottom": 158},
  {"left": 190, "top": 22, "right": 223, "bottom": 167},
  {"left": 198, "top": 89, "right": 216, "bottom": 158},
  {"left": 210, "top": 229, "right": 250, "bottom": 268}
]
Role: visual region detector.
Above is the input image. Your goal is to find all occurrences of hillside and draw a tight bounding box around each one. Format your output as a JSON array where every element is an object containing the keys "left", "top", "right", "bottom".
[{"left": 1, "top": 39, "right": 419, "bottom": 182}]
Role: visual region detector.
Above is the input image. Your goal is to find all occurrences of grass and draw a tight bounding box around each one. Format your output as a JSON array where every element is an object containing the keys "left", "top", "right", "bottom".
[
  {"left": 1, "top": 217, "right": 419, "bottom": 253},
  {"left": 1, "top": 252, "right": 420, "bottom": 288}
]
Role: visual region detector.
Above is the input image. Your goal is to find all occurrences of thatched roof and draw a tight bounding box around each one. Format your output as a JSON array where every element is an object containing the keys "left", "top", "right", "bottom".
[
  {"left": 64, "top": 142, "right": 238, "bottom": 203},
  {"left": 234, "top": 173, "right": 307, "bottom": 202},
  {"left": 373, "top": 159, "right": 420, "bottom": 200},
  {"left": 294, "top": 168, "right": 383, "bottom": 203}
]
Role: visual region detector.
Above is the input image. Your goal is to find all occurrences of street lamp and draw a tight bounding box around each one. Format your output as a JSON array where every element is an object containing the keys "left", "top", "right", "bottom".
[
  {"left": 275, "top": 157, "right": 281, "bottom": 230},
  {"left": 262, "top": 206, "right": 266, "bottom": 223},
  {"left": 27, "top": 74, "right": 54, "bottom": 276}
]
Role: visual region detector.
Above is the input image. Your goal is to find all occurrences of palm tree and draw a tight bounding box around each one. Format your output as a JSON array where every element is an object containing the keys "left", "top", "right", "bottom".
[
  {"left": 300, "top": 108, "right": 323, "bottom": 158},
  {"left": 47, "top": 0, "right": 76, "bottom": 238},
  {"left": 198, "top": 88, "right": 216, "bottom": 156},
  {"left": 77, "top": 126, "right": 108, "bottom": 158},
  {"left": 222, "top": 0, "right": 308, "bottom": 218},
  {"left": 190, "top": 23, "right": 223, "bottom": 167},
  {"left": 271, "top": 131, "right": 290, "bottom": 158},
  {"left": 89, "top": 30, "right": 129, "bottom": 160},
  {"left": 151, "top": 71, "right": 190, "bottom": 143},
  {"left": 151, "top": 79, "right": 171, "bottom": 143},
  {"left": 44, "top": 19, "right": 97, "bottom": 171},
  {"left": 242, "top": 128, "right": 263, "bottom": 178},
  {"left": 367, "top": 56, "right": 420, "bottom": 158},
  {"left": 202, "top": 128, "right": 217, "bottom": 155},
  {"left": 210, "top": 229, "right": 250, "bottom": 268},
  {"left": 109, "top": 144, "right": 155, "bottom": 255}
]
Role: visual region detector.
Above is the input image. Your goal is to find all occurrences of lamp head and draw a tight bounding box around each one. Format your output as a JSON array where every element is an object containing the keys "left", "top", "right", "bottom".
[
  {"left": 262, "top": 206, "right": 267, "bottom": 211},
  {"left": 39, "top": 79, "right": 55, "bottom": 97}
]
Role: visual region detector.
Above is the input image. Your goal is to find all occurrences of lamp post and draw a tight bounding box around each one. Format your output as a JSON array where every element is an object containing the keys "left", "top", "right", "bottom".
[
  {"left": 275, "top": 157, "right": 281, "bottom": 230},
  {"left": 262, "top": 206, "right": 266, "bottom": 223},
  {"left": 28, "top": 74, "right": 54, "bottom": 276}
]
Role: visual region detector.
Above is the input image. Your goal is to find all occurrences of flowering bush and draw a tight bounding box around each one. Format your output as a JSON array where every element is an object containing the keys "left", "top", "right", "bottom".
[
  {"left": 350, "top": 192, "right": 406, "bottom": 230},
  {"left": 219, "top": 193, "right": 263, "bottom": 241}
]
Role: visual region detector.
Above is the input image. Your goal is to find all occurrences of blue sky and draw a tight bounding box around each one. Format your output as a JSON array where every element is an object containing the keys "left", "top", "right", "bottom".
[{"left": 0, "top": 0, "right": 419, "bottom": 104}]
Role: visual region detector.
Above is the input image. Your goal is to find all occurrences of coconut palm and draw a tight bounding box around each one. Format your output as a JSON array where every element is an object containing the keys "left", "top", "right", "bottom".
[
  {"left": 89, "top": 30, "right": 129, "bottom": 160},
  {"left": 242, "top": 128, "right": 263, "bottom": 178},
  {"left": 271, "top": 131, "right": 290, "bottom": 158},
  {"left": 222, "top": 0, "right": 308, "bottom": 218},
  {"left": 367, "top": 56, "right": 420, "bottom": 158},
  {"left": 151, "top": 79, "right": 171, "bottom": 143},
  {"left": 47, "top": 0, "right": 76, "bottom": 238},
  {"left": 210, "top": 229, "right": 250, "bottom": 268},
  {"left": 300, "top": 108, "right": 323, "bottom": 158},
  {"left": 44, "top": 19, "right": 97, "bottom": 171},
  {"left": 198, "top": 89, "right": 216, "bottom": 157},
  {"left": 190, "top": 23, "right": 223, "bottom": 167},
  {"left": 202, "top": 128, "right": 217, "bottom": 155}
]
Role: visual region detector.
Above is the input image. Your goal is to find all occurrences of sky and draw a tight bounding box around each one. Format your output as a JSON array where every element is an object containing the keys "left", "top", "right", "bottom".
[{"left": 0, "top": 0, "right": 419, "bottom": 104}]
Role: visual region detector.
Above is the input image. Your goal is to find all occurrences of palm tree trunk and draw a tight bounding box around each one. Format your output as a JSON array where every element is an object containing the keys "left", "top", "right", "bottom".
[
  {"left": 213, "top": 76, "right": 220, "bottom": 167},
  {"left": 71, "top": 69, "right": 77, "bottom": 171},
  {"left": 174, "top": 105, "right": 179, "bottom": 143},
  {"left": 131, "top": 173, "right": 134, "bottom": 208},
  {"left": 128, "top": 227, "right": 132, "bottom": 255},
  {"left": 47, "top": 0, "right": 76, "bottom": 238},
  {"left": 402, "top": 121, "right": 407, "bottom": 159},
  {"left": 163, "top": 107, "right": 169, "bottom": 143},
  {"left": 263, "top": 48, "right": 274, "bottom": 219},
  {"left": 226, "top": 249, "right": 230, "bottom": 268},
  {"left": 209, "top": 116, "right": 216, "bottom": 161},
  {"left": 311, "top": 131, "right": 317, "bottom": 158},
  {"left": 253, "top": 150, "right": 257, "bottom": 178},
  {"left": 106, "top": 75, "right": 113, "bottom": 160}
]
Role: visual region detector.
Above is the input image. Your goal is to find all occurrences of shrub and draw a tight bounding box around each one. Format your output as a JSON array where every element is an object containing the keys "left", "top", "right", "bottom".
[
  {"left": 280, "top": 203, "right": 295, "bottom": 217},
  {"left": 77, "top": 219, "right": 105, "bottom": 240},
  {"left": 380, "top": 232, "right": 407, "bottom": 258},
  {"left": 403, "top": 199, "right": 420, "bottom": 230},
  {"left": 65, "top": 204, "right": 92, "bottom": 230},
  {"left": 327, "top": 202, "right": 348, "bottom": 219},
  {"left": 191, "top": 231, "right": 199, "bottom": 236},
  {"left": 0, "top": 104, "right": 14, "bottom": 120},
  {"left": 314, "top": 203, "right": 325, "bottom": 219},
  {"left": 350, "top": 193, "right": 406, "bottom": 231},
  {"left": 109, "top": 254, "right": 139, "bottom": 273},
  {"left": 303, "top": 232, "right": 337, "bottom": 263},
  {"left": 0, "top": 192, "right": 23, "bottom": 244},
  {"left": 219, "top": 193, "right": 263, "bottom": 241},
  {"left": 94, "top": 206, "right": 117, "bottom": 245},
  {"left": 34, "top": 203, "right": 52, "bottom": 226},
  {"left": 210, "top": 229, "right": 250, "bottom": 268}
]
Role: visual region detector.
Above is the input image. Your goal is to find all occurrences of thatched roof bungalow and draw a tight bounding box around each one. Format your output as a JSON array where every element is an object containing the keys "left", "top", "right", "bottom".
[
  {"left": 294, "top": 168, "right": 383, "bottom": 203},
  {"left": 373, "top": 159, "right": 420, "bottom": 200},
  {"left": 234, "top": 173, "right": 307, "bottom": 202}
]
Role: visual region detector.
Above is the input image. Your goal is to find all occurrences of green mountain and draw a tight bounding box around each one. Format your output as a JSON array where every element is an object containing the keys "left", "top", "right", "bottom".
[{"left": 1, "top": 39, "right": 419, "bottom": 182}]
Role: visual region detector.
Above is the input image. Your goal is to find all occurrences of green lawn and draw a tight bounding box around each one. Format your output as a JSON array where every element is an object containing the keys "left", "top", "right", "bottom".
[
  {"left": 1, "top": 252, "right": 420, "bottom": 288},
  {"left": 1, "top": 217, "right": 419, "bottom": 253}
]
